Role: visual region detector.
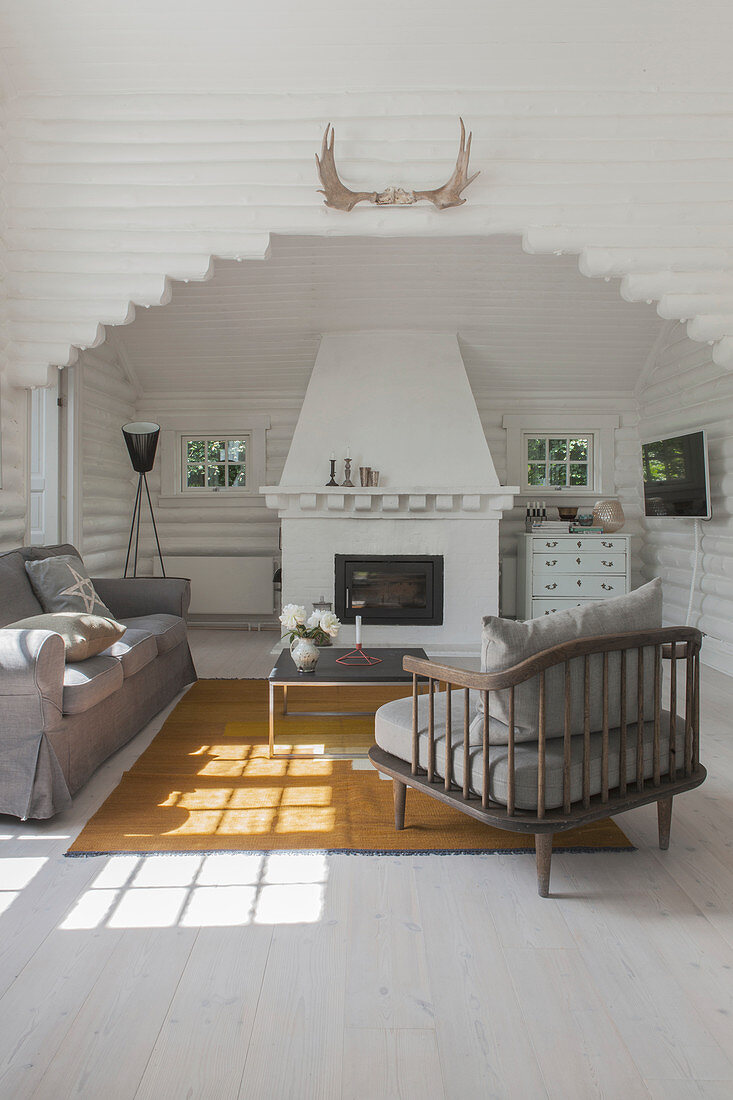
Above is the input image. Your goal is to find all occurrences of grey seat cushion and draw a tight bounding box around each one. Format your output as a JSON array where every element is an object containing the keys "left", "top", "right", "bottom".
[
  {"left": 375, "top": 690, "right": 686, "bottom": 811},
  {"left": 120, "top": 614, "right": 186, "bottom": 655},
  {"left": 63, "top": 656, "right": 124, "bottom": 715},
  {"left": 477, "top": 578, "right": 663, "bottom": 743},
  {"left": 0, "top": 551, "right": 44, "bottom": 626},
  {"left": 99, "top": 628, "right": 158, "bottom": 678}
]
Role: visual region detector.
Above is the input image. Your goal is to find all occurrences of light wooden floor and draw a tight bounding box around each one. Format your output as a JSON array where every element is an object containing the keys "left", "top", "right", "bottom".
[{"left": 1, "top": 629, "right": 732, "bottom": 1099}]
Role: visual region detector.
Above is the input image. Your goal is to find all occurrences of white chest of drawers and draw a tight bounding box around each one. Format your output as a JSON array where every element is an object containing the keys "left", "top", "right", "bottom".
[{"left": 516, "top": 533, "right": 631, "bottom": 619}]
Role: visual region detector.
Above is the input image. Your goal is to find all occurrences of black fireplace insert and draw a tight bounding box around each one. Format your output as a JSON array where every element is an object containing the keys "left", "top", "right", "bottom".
[{"left": 334, "top": 555, "right": 444, "bottom": 626}]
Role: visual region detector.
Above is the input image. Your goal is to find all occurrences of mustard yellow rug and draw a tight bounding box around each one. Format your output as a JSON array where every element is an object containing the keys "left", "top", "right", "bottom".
[{"left": 67, "top": 680, "right": 633, "bottom": 856}]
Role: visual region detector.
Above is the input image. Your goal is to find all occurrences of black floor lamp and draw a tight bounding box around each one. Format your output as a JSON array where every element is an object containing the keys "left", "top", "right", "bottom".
[{"left": 122, "top": 421, "right": 165, "bottom": 578}]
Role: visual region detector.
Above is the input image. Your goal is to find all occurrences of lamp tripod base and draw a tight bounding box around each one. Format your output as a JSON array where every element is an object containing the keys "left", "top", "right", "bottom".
[
  {"left": 336, "top": 643, "right": 382, "bottom": 666},
  {"left": 124, "top": 471, "right": 166, "bottom": 578}
]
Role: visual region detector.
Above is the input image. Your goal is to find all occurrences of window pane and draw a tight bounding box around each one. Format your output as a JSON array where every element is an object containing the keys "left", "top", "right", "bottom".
[
  {"left": 186, "top": 465, "right": 205, "bottom": 487},
  {"left": 228, "top": 464, "right": 246, "bottom": 486},
  {"left": 187, "top": 439, "right": 205, "bottom": 461},
  {"left": 549, "top": 438, "right": 567, "bottom": 461},
  {"left": 228, "top": 439, "right": 246, "bottom": 462},
  {"left": 550, "top": 463, "right": 567, "bottom": 486},
  {"left": 527, "top": 463, "right": 547, "bottom": 486},
  {"left": 569, "top": 438, "right": 588, "bottom": 461},
  {"left": 207, "top": 464, "right": 226, "bottom": 487},
  {"left": 527, "top": 437, "right": 546, "bottom": 461},
  {"left": 569, "top": 463, "right": 589, "bottom": 485},
  {"left": 208, "top": 440, "right": 226, "bottom": 462}
]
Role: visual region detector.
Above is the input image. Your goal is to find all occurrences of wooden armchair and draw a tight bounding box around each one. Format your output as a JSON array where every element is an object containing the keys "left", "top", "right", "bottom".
[{"left": 368, "top": 626, "right": 705, "bottom": 896}]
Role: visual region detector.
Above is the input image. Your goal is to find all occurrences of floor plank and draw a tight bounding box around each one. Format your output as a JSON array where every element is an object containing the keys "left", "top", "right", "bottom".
[
  {"left": 135, "top": 924, "right": 273, "bottom": 1100},
  {"left": 342, "top": 1028, "right": 444, "bottom": 1100}
]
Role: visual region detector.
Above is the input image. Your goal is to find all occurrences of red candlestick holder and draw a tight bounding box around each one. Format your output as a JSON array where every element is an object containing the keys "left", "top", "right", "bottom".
[{"left": 336, "top": 643, "right": 382, "bottom": 666}]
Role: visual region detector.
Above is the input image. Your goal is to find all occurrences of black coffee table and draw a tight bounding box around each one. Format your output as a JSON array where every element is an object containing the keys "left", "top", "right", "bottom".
[{"left": 268, "top": 647, "right": 428, "bottom": 759}]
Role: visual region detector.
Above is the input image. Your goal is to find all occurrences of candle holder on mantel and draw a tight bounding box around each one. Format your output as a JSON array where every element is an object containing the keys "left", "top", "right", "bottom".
[
  {"left": 342, "top": 457, "right": 354, "bottom": 487},
  {"left": 326, "top": 458, "right": 338, "bottom": 487},
  {"left": 335, "top": 614, "right": 382, "bottom": 665}
]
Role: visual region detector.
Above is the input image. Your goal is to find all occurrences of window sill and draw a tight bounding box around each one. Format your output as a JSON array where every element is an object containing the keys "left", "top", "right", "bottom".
[
  {"left": 517, "top": 490, "right": 607, "bottom": 499},
  {"left": 157, "top": 493, "right": 264, "bottom": 508}
]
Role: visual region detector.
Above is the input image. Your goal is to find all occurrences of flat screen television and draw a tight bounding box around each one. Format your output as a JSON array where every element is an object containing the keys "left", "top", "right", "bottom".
[{"left": 641, "top": 429, "right": 711, "bottom": 519}]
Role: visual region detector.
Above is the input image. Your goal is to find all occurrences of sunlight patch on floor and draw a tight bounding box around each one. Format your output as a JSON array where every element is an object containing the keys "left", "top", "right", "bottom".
[
  {"left": 59, "top": 851, "right": 329, "bottom": 930},
  {"left": 0, "top": 856, "right": 49, "bottom": 920}
]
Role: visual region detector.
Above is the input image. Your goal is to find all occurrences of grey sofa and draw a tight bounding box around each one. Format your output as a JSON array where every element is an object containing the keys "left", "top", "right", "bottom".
[{"left": 0, "top": 543, "right": 197, "bottom": 820}]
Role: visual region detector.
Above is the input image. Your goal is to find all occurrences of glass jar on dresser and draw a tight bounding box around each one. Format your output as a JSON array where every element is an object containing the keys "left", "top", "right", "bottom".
[{"left": 516, "top": 533, "right": 631, "bottom": 619}]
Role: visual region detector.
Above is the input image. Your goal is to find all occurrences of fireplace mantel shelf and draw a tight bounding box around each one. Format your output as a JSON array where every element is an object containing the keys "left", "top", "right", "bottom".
[{"left": 260, "top": 484, "right": 519, "bottom": 518}]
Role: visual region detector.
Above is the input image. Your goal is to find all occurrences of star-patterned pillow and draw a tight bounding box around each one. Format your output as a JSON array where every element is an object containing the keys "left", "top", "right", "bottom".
[{"left": 24, "top": 555, "right": 115, "bottom": 619}]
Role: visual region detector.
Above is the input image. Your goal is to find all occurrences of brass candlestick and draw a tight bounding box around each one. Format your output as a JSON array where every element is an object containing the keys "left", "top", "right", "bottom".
[{"left": 342, "top": 457, "right": 354, "bottom": 487}]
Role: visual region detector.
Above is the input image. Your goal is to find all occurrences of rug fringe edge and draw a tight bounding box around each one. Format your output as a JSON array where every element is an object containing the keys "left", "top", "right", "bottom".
[{"left": 64, "top": 845, "right": 636, "bottom": 858}]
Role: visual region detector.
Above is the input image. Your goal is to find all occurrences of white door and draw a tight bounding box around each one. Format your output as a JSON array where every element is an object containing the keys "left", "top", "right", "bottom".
[{"left": 29, "top": 378, "right": 60, "bottom": 546}]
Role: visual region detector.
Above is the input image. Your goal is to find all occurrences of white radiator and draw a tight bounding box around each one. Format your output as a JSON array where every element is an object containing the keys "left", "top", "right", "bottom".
[{"left": 154, "top": 555, "right": 274, "bottom": 615}]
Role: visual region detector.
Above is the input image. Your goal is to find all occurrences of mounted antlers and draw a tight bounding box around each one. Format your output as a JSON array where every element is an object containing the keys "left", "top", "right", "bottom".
[{"left": 315, "top": 119, "right": 479, "bottom": 211}]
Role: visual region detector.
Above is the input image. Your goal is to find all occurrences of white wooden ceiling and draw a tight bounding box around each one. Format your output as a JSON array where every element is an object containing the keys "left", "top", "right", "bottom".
[
  {"left": 2, "top": 1, "right": 729, "bottom": 97},
  {"left": 114, "top": 234, "right": 663, "bottom": 399}
]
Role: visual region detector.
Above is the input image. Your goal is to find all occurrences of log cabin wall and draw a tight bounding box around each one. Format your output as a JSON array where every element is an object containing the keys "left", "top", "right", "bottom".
[{"left": 637, "top": 322, "right": 733, "bottom": 673}]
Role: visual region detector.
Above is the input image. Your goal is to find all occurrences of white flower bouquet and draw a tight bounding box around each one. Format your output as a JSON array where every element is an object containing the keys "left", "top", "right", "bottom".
[{"left": 280, "top": 604, "right": 341, "bottom": 646}]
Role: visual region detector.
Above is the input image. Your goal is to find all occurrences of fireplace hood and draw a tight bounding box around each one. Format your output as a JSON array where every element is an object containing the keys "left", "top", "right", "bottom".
[{"left": 278, "top": 331, "right": 500, "bottom": 491}]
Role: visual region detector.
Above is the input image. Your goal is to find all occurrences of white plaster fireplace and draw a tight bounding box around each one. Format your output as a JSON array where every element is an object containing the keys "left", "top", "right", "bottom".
[{"left": 261, "top": 332, "right": 517, "bottom": 648}]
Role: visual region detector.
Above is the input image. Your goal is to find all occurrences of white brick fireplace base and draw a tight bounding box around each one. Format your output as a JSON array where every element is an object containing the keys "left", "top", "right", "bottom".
[{"left": 280, "top": 513, "right": 501, "bottom": 649}]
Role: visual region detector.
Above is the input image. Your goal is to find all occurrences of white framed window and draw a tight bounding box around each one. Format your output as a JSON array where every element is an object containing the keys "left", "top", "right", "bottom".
[
  {"left": 154, "top": 413, "right": 270, "bottom": 505},
  {"left": 503, "top": 413, "right": 620, "bottom": 498},
  {"left": 523, "top": 433, "right": 593, "bottom": 492},
  {"left": 182, "top": 436, "right": 250, "bottom": 493}
]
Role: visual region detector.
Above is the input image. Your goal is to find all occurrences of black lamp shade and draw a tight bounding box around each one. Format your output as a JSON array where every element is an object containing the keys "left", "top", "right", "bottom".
[{"left": 122, "top": 422, "right": 160, "bottom": 473}]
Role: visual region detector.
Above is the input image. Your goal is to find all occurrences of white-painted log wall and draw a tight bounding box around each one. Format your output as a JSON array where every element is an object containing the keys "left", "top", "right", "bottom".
[
  {"left": 4, "top": 83, "right": 733, "bottom": 389},
  {"left": 0, "top": 381, "right": 28, "bottom": 551},
  {"left": 637, "top": 321, "right": 733, "bottom": 671},
  {"left": 77, "top": 345, "right": 137, "bottom": 576},
  {"left": 134, "top": 394, "right": 299, "bottom": 573}
]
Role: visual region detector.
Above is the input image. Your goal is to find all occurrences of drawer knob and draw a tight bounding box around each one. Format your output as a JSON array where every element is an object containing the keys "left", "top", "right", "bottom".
[
  {"left": 545, "top": 559, "right": 557, "bottom": 566},
  {"left": 546, "top": 541, "right": 558, "bottom": 548},
  {"left": 602, "top": 560, "right": 613, "bottom": 567},
  {"left": 577, "top": 579, "right": 582, "bottom": 587},
  {"left": 601, "top": 583, "right": 614, "bottom": 591},
  {"left": 576, "top": 556, "right": 581, "bottom": 564},
  {"left": 602, "top": 541, "right": 613, "bottom": 548},
  {"left": 545, "top": 582, "right": 558, "bottom": 590},
  {"left": 577, "top": 540, "right": 582, "bottom": 548}
]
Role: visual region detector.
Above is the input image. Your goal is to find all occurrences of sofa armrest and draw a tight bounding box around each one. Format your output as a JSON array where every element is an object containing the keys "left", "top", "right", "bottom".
[
  {"left": 91, "top": 577, "right": 192, "bottom": 621},
  {"left": 0, "top": 629, "right": 65, "bottom": 732}
]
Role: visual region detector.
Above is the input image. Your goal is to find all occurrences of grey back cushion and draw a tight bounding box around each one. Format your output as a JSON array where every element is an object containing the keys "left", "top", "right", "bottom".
[
  {"left": 25, "top": 554, "right": 114, "bottom": 619},
  {"left": 476, "top": 578, "right": 663, "bottom": 743},
  {"left": 0, "top": 551, "right": 44, "bottom": 626}
]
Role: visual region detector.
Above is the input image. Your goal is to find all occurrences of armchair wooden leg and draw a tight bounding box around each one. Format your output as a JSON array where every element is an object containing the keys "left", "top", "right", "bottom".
[
  {"left": 393, "top": 779, "right": 407, "bottom": 830},
  {"left": 535, "top": 833, "right": 553, "bottom": 897},
  {"left": 657, "top": 796, "right": 673, "bottom": 850}
]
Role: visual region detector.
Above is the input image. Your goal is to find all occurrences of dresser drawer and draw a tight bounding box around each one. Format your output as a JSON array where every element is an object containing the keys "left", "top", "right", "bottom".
[
  {"left": 532, "top": 574, "right": 625, "bottom": 599},
  {"left": 533, "top": 552, "right": 626, "bottom": 575},
  {"left": 531, "top": 598, "right": 603, "bottom": 617},
  {"left": 531, "top": 537, "right": 626, "bottom": 553}
]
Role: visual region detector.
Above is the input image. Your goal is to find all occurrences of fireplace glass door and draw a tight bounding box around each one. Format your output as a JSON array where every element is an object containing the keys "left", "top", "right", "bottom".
[{"left": 335, "top": 555, "right": 443, "bottom": 625}]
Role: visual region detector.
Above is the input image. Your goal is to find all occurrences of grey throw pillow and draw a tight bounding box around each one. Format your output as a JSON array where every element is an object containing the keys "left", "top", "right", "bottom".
[
  {"left": 7, "top": 612, "right": 126, "bottom": 661},
  {"left": 24, "top": 555, "right": 114, "bottom": 618},
  {"left": 473, "top": 578, "right": 663, "bottom": 744}
]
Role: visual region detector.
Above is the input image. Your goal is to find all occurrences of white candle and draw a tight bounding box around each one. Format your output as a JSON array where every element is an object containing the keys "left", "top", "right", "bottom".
[
  {"left": 355, "top": 615, "right": 362, "bottom": 645},
  {"left": 330, "top": 451, "right": 335, "bottom": 460},
  {"left": 346, "top": 445, "right": 351, "bottom": 459}
]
